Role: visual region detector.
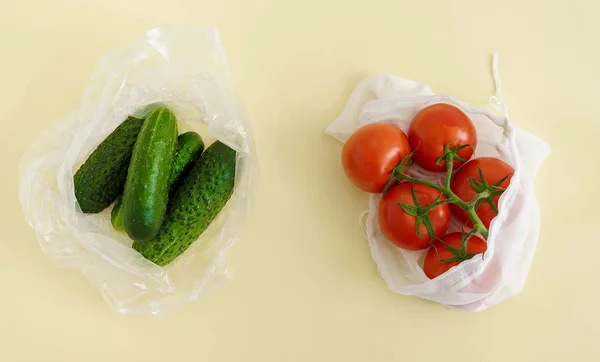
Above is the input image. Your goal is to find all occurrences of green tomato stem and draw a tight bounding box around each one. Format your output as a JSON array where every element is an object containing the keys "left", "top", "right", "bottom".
[
  {"left": 393, "top": 170, "right": 446, "bottom": 194},
  {"left": 445, "top": 152, "right": 454, "bottom": 189}
]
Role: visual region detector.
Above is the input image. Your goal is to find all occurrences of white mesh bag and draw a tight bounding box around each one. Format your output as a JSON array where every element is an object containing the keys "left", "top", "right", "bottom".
[
  {"left": 326, "top": 56, "right": 550, "bottom": 311},
  {"left": 18, "top": 27, "right": 259, "bottom": 315}
]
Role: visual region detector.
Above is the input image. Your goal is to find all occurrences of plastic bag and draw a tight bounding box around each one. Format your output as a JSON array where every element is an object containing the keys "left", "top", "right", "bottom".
[
  {"left": 326, "top": 57, "right": 550, "bottom": 311},
  {"left": 18, "top": 27, "right": 259, "bottom": 315}
]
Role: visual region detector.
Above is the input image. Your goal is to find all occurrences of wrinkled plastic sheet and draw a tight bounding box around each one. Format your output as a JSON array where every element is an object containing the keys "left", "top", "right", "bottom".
[{"left": 19, "top": 27, "right": 259, "bottom": 315}]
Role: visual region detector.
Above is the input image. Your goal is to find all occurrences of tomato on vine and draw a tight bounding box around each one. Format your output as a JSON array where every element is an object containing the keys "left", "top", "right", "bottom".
[
  {"left": 423, "top": 232, "right": 487, "bottom": 279},
  {"left": 342, "top": 123, "right": 411, "bottom": 193},
  {"left": 408, "top": 103, "right": 477, "bottom": 172},
  {"left": 451, "top": 157, "right": 514, "bottom": 229},
  {"left": 378, "top": 182, "right": 451, "bottom": 251}
]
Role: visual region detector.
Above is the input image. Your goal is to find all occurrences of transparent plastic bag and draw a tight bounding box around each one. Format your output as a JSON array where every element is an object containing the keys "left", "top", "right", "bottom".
[
  {"left": 326, "top": 57, "right": 550, "bottom": 311},
  {"left": 18, "top": 27, "right": 259, "bottom": 315}
]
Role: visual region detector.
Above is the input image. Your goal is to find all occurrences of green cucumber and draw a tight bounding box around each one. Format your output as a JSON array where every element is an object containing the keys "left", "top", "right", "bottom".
[
  {"left": 169, "top": 132, "right": 205, "bottom": 186},
  {"left": 111, "top": 131, "right": 204, "bottom": 232},
  {"left": 111, "top": 197, "right": 125, "bottom": 232},
  {"left": 73, "top": 116, "right": 145, "bottom": 213},
  {"left": 122, "top": 106, "right": 178, "bottom": 242},
  {"left": 133, "top": 141, "right": 236, "bottom": 266}
]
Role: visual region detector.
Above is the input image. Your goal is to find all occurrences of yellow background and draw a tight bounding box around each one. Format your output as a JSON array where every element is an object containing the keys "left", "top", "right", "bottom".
[{"left": 1, "top": 0, "right": 598, "bottom": 361}]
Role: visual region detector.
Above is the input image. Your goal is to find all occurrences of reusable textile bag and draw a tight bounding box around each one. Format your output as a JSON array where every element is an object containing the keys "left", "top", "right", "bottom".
[{"left": 326, "top": 56, "right": 550, "bottom": 311}]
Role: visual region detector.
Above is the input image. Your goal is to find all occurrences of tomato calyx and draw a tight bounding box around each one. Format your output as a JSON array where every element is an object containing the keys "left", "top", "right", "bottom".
[
  {"left": 394, "top": 184, "right": 450, "bottom": 240},
  {"left": 435, "top": 142, "right": 472, "bottom": 167},
  {"left": 382, "top": 146, "right": 420, "bottom": 195},
  {"left": 435, "top": 229, "right": 483, "bottom": 263},
  {"left": 466, "top": 166, "right": 509, "bottom": 214}
]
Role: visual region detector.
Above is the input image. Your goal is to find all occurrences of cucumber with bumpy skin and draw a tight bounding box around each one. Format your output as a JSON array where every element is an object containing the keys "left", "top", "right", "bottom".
[
  {"left": 133, "top": 141, "right": 236, "bottom": 266},
  {"left": 169, "top": 132, "right": 205, "bottom": 187},
  {"left": 73, "top": 116, "right": 145, "bottom": 213},
  {"left": 122, "top": 106, "right": 178, "bottom": 242},
  {"left": 111, "top": 131, "right": 204, "bottom": 232}
]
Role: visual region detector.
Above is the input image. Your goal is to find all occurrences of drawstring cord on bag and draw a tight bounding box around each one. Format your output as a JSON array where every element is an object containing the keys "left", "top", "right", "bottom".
[
  {"left": 489, "top": 53, "right": 511, "bottom": 121},
  {"left": 489, "top": 53, "right": 514, "bottom": 144},
  {"left": 488, "top": 52, "right": 520, "bottom": 233}
]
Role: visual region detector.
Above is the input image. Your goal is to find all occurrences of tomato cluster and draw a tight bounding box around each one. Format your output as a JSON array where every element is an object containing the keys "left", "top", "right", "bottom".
[{"left": 341, "top": 103, "right": 515, "bottom": 279}]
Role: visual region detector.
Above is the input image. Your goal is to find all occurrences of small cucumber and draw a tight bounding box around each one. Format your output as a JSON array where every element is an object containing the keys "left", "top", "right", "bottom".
[
  {"left": 74, "top": 116, "right": 145, "bottom": 213},
  {"left": 169, "top": 132, "right": 205, "bottom": 186},
  {"left": 122, "top": 106, "right": 178, "bottom": 242},
  {"left": 111, "top": 131, "right": 204, "bottom": 232},
  {"left": 110, "top": 197, "right": 125, "bottom": 233},
  {"left": 133, "top": 141, "right": 236, "bottom": 266}
]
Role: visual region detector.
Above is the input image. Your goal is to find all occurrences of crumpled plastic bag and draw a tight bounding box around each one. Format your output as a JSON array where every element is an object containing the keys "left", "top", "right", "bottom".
[
  {"left": 326, "top": 59, "right": 550, "bottom": 311},
  {"left": 18, "top": 27, "right": 259, "bottom": 315}
]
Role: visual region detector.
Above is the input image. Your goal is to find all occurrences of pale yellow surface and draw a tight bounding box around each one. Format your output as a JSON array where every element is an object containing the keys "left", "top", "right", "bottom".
[{"left": 1, "top": 0, "right": 598, "bottom": 361}]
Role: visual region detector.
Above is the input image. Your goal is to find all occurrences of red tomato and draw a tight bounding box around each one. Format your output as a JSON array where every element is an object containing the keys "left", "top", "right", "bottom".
[
  {"left": 408, "top": 103, "right": 477, "bottom": 172},
  {"left": 423, "top": 233, "right": 487, "bottom": 279},
  {"left": 342, "top": 123, "right": 411, "bottom": 193},
  {"left": 450, "top": 157, "right": 515, "bottom": 229},
  {"left": 378, "top": 182, "right": 451, "bottom": 251}
]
